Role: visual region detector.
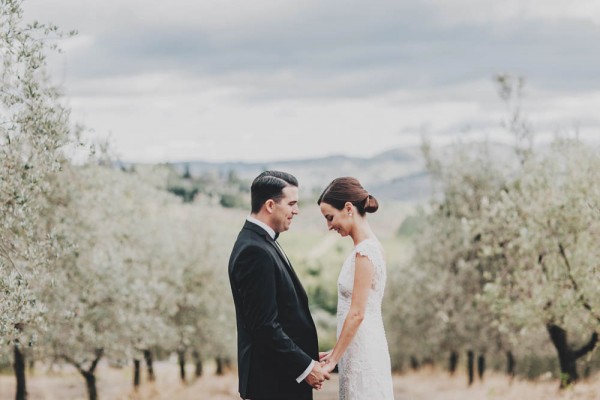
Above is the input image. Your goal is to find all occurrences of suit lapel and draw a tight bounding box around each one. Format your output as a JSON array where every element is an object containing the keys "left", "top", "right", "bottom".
[
  {"left": 242, "top": 221, "right": 310, "bottom": 305},
  {"left": 268, "top": 239, "right": 310, "bottom": 304},
  {"left": 271, "top": 240, "right": 291, "bottom": 268}
]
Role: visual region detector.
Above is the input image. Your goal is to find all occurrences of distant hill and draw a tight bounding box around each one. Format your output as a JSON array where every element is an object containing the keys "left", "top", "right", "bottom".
[
  {"left": 127, "top": 142, "right": 522, "bottom": 203},
  {"left": 160, "top": 146, "right": 428, "bottom": 202}
]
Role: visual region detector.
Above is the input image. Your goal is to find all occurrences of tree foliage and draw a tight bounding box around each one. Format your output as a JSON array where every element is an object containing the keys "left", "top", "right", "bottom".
[
  {"left": 385, "top": 76, "right": 600, "bottom": 385},
  {"left": 0, "top": 0, "right": 77, "bottom": 343}
]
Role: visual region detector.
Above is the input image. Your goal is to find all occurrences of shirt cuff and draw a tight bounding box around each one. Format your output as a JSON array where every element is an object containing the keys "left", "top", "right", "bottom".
[{"left": 296, "top": 359, "right": 315, "bottom": 383}]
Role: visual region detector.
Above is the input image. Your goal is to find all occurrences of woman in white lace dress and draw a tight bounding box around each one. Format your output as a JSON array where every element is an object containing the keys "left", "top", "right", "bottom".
[{"left": 317, "top": 177, "right": 394, "bottom": 400}]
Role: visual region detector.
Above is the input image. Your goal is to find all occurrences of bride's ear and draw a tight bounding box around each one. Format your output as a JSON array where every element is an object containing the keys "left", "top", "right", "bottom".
[{"left": 344, "top": 202, "right": 353, "bottom": 214}]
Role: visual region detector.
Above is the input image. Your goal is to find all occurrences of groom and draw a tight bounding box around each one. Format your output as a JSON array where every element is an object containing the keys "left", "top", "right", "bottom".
[{"left": 228, "top": 170, "right": 330, "bottom": 400}]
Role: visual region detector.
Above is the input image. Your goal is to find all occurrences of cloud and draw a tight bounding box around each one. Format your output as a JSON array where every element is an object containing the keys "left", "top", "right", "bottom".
[
  {"left": 23, "top": 0, "right": 600, "bottom": 162},
  {"left": 426, "top": 0, "right": 600, "bottom": 26},
  {"left": 42, "top": 0, "right": 599, "bottom": 102}
]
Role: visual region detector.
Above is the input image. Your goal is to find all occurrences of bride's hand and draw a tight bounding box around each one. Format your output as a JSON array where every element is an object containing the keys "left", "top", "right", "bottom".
[
  {"left": 319, "top": 350, "right": 332, "bottom": 363},
  {"left": 322, "top": 360, "right": 337, "bottom": 374}
]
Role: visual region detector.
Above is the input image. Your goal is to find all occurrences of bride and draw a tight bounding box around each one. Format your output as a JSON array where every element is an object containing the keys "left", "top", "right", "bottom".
[{"left": 317, "top": 177, "right": 394, "bottom": 400}]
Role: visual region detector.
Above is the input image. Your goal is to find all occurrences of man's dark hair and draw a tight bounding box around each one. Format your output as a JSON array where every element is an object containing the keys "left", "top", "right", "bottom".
[{"left": 250, "top": 170, "right": 298, "bottom": 213}]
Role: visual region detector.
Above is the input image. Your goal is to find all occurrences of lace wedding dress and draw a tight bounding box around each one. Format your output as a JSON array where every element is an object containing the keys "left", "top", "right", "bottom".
[{"left": 336, "top": 238, "right": 394, "bottom": 400}]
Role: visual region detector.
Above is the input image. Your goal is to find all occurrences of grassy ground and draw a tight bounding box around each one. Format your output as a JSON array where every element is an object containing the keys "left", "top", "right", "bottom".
[{"left": 2, "top": 362, "right": 599, "bottom": 400}]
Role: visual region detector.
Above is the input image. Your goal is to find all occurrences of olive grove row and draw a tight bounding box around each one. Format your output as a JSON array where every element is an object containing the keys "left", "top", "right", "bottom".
[
  {"left": 385, "top": 77, "right": 600, "bottom": 388},
  {"left": 1, "top": 3, "right": 235, "bottom": 399}
]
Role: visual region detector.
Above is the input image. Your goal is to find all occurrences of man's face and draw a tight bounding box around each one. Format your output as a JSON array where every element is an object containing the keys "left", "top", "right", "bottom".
[{"left": 271, "top": 185, "right": 299, "bottom": 233}]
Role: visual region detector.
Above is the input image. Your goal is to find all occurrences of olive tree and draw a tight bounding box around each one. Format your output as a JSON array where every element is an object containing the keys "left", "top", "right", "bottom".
[{"left": 1, "top": 1, "right": 79, "bottom": 397}]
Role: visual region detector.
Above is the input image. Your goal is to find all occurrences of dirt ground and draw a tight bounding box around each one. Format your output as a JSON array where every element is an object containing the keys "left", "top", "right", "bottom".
[{"left": 1, "top": 362, "right": 599, "bottom": 400}]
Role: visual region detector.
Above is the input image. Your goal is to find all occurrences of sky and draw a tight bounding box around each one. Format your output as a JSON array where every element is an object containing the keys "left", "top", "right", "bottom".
[{"left": 23, "top": 0, "right": 600, "bottom": 163}]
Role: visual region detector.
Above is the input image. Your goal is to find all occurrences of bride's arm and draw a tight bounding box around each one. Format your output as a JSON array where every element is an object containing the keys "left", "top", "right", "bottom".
[{"left": 322, "top": 254, "right": 374, "bottom": 371}]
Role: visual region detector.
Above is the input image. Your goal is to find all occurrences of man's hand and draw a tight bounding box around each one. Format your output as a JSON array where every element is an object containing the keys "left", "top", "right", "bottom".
[{"left": 305, "top": 361, "right": 330, "bottom": 390}]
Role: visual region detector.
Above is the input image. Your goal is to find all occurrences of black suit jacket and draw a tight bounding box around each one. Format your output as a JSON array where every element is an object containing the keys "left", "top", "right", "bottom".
[{"left": 228, "top": 221, "right": 319, "bottom": 400}]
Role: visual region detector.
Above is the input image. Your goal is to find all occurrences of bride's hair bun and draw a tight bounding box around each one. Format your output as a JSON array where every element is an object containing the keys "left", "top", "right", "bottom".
[{"left": 363, "top": 194, "right": 379, "bottom": 213}]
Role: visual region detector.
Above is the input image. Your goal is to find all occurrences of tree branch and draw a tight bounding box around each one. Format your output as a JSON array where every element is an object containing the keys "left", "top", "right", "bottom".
[
  {"left": 59, "top": 354, "right": 84, "bottom": 375},
  {"left": 88, "top": 348, "right": 104, "bottom": 373},
  {"left": 574, "top": 332, "right": 598, "bottom": 360},
  {"left": 558, "top": 242, "right": 600, "bottom": 324}
]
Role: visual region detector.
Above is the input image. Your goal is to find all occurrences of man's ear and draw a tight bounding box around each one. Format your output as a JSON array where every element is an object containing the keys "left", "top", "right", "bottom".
[{"left": 265, "top": 199, "right": 275, "bottom": 213}]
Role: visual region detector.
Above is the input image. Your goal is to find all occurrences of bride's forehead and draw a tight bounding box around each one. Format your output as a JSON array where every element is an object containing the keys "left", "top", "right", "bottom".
[{"left": 319, "top": 202, "right": 337, "bottom": 213}]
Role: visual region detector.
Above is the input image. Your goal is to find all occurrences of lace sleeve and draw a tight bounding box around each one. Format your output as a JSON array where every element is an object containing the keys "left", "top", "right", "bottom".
[{"left": 354, "top": 239, "right": 386, "bottom": 290}]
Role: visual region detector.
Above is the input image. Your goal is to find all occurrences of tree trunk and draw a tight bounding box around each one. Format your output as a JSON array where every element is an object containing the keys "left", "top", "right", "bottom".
[
  {"left": 506, "top": 351, "right": 515, "bottom": 379},
  {"left": 546, "top": 323, "right": 598, "bottom": 388},
  {"left": 410, "top": 356, "right": 420, "bottom": 370},
  {"left": 133, "top": 359, "right": 141, "bottom": 388},
  {"left": 477, "top": 354, "right": 486, "bottom": 381},
  {"left": 143, "top": 349, "right": 155, "bottom": 382},
  {"left": 84, "top": 349, "right": 103, "bottom": 400},
  {"left": 83, "top": 372, "right": 98, "bottom": 400},
  {"left": 192, "top": 350, "right": 203, "bottom": 377},
  {"left": 215, "top": 357, "right": 224, "bottom": 376},
  {"left": 448, "top": 351, "right": 458, "bottom": 375},
  {"left": 467, "top": 350, "right": 474, "bottom": 386},
  {"left": 178, "top": 350, "right": 186, "bottom": 382},
  {"left": 13, "top": 344, "right": 27, "bottom": 400},
  {"left": 63, "top": 349, "right": 103, "bottom": 400},
  {"left": 547, "top": 324, "right": 578, "bottom": 386}
]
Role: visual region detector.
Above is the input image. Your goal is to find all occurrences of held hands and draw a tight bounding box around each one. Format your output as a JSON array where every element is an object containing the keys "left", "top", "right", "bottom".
[
  {"left": 319, "top": 350, "right": 337, "bottom": 374},
  {"left": 305, "top": 361, "right": 331, "bottom": 390}
]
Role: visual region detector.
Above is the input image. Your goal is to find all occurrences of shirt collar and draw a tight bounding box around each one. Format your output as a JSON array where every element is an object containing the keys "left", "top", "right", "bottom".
[{"left": 246, "top": 215, "right": 277, "bottom": 240}]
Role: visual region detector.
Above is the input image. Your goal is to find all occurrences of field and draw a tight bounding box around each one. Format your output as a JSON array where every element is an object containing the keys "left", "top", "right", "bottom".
[{"left": 1, "top": 362, "right": 599, "bottom": 400}]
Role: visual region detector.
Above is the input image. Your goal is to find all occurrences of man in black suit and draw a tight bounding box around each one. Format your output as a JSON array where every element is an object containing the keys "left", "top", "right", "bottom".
[{"left": 228, "top": 170, "right": 330, "bottom": 400}]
